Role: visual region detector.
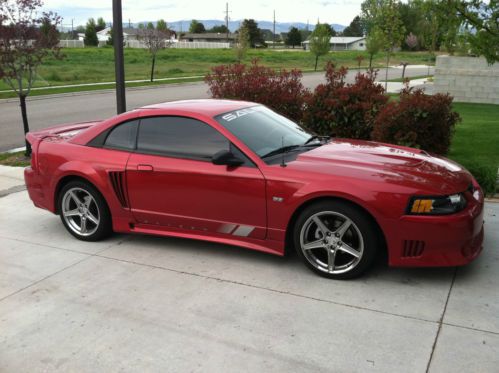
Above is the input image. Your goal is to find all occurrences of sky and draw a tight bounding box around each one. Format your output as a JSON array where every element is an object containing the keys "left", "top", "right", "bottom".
[{"left": 41, "top": 0, "right": 363, "bottom": 27}]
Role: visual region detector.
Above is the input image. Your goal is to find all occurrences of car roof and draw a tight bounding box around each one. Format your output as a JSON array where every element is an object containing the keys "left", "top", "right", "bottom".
[{"left": 139, "top": 99, "right": 257, "bottom": 117}]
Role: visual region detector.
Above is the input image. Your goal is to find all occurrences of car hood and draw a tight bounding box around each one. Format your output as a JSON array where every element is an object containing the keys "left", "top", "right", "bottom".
[{"left": 291, "top": 139, "right": 471, "bottom": 194}]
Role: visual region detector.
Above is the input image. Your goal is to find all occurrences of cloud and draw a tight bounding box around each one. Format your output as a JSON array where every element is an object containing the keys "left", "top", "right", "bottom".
[{"left": 42, "top": 0, "right": 362, "bottom": 26}]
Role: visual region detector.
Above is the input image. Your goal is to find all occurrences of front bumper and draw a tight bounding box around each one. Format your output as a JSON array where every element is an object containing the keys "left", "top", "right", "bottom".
[{"left": 384, "top": 190, "right": 485, "bottom": 267}]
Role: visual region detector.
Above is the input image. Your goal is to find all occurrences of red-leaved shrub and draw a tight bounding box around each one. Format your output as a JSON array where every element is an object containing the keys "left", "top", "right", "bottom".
[
  {"left": 302, "top": 63, "right": 388, "bottom": 139},
  {"left": 205, "top": 60, "right": 309, "bottom": 122},
  {"left": 372, "top": 87, "right": 461, "bottom": 155}
]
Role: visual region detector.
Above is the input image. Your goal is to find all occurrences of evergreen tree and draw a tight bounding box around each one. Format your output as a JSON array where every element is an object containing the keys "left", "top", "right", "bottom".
[
  {"left": 84, "top": 18, "right": 98, "bottom": 46},
  {"left": 156, "top": 19, "right": 168, "bottom": 32},
  {"left": 241, "top": 19, "right": 265, "bottom": 47},
  {"left": 96, "top": 17, "right": 106, "bottom": 32},
  {"left": 286, "top": 27, "right": 302, "bottom": 48},
  {"left": 343, "top": 16, "right": 364, "bottom": 36},
  {"left": 189, "top": 20, "right": 206, "bottom": 33}
]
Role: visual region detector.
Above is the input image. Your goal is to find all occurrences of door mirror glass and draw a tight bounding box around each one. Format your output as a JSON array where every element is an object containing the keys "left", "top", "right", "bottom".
[{"left": 212, "top": 150, "right": 244, "bottom": 167}]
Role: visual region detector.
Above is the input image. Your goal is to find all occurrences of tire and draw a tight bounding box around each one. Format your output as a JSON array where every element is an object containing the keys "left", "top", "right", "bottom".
[
  {"left": 58, "top": 180, "right": 113, "bottom": 241},
  {"left": 292, "top": 200, "right": 378, "bottom": 279}
]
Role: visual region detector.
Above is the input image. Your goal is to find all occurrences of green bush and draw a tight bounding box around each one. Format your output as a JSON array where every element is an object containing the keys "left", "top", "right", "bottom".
[
  {"left": 463, "top": 162, "right": 498, "bottom": 196},
  {"left": 372, "top": 88, "right": 461, "bottom": 155},
  {"left": 302, "top": 62, "right": 388, "bottom": 139}
]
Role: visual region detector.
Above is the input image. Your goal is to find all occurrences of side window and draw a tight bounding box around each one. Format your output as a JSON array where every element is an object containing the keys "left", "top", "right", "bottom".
[
  {"left": 104, "top": 120, "right": 139, "bottom": 150},
  {"left": 137, "top": 116, "right": 229, "bottom": 161}
]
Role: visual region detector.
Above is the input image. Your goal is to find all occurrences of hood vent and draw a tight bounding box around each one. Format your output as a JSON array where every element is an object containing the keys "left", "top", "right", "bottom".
[
  {"left": 402, "top": 240, "right": 425, "bottom": 258},
  {"left": 109, "top": 171, "right": 129, "bottom": 208}
]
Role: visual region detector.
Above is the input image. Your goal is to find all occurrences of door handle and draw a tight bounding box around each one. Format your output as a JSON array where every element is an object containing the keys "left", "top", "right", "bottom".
[{"left": 137, "top": 164, "right": 154, "bottom": 172}]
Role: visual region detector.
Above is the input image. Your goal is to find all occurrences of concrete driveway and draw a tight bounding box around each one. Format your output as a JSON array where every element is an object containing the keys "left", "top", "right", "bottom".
[{"left": 0, "top": 169, "right": 498, "bottom": 372}]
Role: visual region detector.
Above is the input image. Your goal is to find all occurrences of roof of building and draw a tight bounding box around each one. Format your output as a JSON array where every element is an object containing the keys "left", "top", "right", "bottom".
[{"left": 303, "top": 36, "right": 365, "bottom": 44}]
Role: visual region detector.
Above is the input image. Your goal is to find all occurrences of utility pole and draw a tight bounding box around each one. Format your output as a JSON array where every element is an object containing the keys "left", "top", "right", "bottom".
[
  {"left": 273, "top": 10, "right": 276, "bottom": 49},
  {"left": 128, "top": 19, "right": 131, "bottom": 28},
  {"left": 112, "top": 0, "right": 126, "bottom": 114},
  {"left": 224, "top": 2, "right": 230, "bottom": 42}
]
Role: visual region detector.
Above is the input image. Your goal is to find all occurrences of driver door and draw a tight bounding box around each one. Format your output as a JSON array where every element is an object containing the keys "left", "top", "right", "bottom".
[{"left": 126, "top": 116, "right": 267, "bottom": 240}]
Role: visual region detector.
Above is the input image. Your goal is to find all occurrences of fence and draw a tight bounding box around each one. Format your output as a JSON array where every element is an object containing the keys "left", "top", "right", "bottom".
[
  {"left": 434, "top": 56, "right": 499, "bottom": 104},
  {"left": 58, "top": 40, "right": 231, "bottom": 49}
]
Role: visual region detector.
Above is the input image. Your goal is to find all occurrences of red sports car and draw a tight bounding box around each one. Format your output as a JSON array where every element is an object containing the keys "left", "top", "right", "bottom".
[{"left": 24, "top": 99, "right": 484, "bottom": 279}]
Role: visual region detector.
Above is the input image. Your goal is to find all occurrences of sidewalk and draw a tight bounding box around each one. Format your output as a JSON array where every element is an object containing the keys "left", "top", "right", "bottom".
[
  {"left": 0, "top": 187, "right": 498, "bottom": 372},
  {"left": 0, "top": 165, "right": 25, "bottom": 197}
]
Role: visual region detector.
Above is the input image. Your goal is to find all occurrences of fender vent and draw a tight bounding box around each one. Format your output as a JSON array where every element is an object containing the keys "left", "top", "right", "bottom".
[
  {"left": 109, "top": 171, "right": 129, "bottom": 208},
  {"left": 402, "top": 240, "right": 425, "bottom": 258}
]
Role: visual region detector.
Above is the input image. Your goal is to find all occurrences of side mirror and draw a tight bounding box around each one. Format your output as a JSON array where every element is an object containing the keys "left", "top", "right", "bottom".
[{"left": 212, "top": 150, "right": 244, "bottom": 167}]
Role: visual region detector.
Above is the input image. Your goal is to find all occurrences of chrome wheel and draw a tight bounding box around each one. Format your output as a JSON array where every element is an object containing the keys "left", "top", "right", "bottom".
[
  {"left": 299, "top": 211, "right": 364, "bottom": 275},
  {"left": 61, "top": 187, "right": 100, "bottom": 237}
]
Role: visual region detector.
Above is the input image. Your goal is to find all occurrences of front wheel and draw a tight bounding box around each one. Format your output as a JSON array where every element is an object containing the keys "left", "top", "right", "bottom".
[
  {"left": 58, "top": 180, "right": 112, "bottom": 241},
  {"left": 293, "top": 200, "right": 379, "bottom": 279}
]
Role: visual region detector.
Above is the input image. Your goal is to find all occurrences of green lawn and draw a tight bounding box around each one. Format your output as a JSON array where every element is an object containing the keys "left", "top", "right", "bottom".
[
  {"left": 0, "top": 48, "right": 433, "bottom": 94},
  {"left": 449, "top": 102, "right": 499, "bottom": 194}
]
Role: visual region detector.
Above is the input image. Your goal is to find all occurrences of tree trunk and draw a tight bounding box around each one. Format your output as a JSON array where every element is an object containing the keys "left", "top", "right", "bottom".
[
  {"left": 384, "top": 52, "right": 390, "bottom": 92},
  {"left": 402, "top": 65, "right": 406, "bottom": 79},
  {"left": 150, "top": 55, "right": 156, "bottom": 82},
  {"left": 19, "top": 94, "right": 32, "bottom": 157},
  {"left": 314, "top": 55, "right": 319, "bottom": 71},
  {"left": 369, "top": 54, "right": 373, "bottom": 69}
]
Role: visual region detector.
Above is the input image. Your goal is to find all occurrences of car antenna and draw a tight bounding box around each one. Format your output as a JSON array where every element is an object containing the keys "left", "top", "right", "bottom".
[{"left": 280, "top": 136, "right": 287, "bottom": 168}]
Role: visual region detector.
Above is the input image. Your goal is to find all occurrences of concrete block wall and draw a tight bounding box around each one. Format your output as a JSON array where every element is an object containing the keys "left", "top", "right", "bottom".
[{"left": 434, "top": 56, "right": 499, "bottom": 104}]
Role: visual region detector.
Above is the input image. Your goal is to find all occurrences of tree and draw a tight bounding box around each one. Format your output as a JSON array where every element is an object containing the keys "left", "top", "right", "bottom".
[
  {"left": 156, "top": 19, "right": 168, "bottom": 32},
  {"left": 241, "top": 19, "right": 265, "bottom": 47},
  {"left": 146, "top": 22, "right": 154, "bottom": 30},
  {"left": 234, "top": 25, "right": 250, "bottom": 62},
  {"left": 343, "top": 16, "right": 365, "bottom": 36},
  {"left": 286, "top": 27, "right": 302, "bottom": 48},
  {"left": 366, "top": 28, "right": 385, "bottom": 68},
  {"left": 96, "top": 17, "right": 106, "bottom": 32},
  {"left": 309, "top": 23, "right": 332, "bottom": 71},
  {"left": 139, "top": 28, "right": 170, "bottom": 82},
  {"left": 451, "top": 0, "right": 499, "bottom": 64},
  {"left": 405, "top": 32, "right": 418, "bottom": 49},
  {"left": 208, "top": 24, "right": 229, "bottom": 33},
  {"left": 189, "top": 19, "right": 206, "bottom": 33},
  {"left": 0, "top": 0, "right": 62, "bottom": 156},
  {"left": 315, "top": 22, "right": 337, "bottom": 36},
  {"left": 363, "top": 0, "right": 405, "bottom": 90},
  {"left": 84, "top": 18, "right": 98, "bottom": 46}
]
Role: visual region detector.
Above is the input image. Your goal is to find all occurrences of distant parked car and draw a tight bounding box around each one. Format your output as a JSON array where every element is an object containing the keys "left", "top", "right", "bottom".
[{"left": 24, "top": 100, "right": 484, "bottom": 279}]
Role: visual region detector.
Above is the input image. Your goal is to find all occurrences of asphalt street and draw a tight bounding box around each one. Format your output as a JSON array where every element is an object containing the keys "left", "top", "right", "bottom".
[{"left": 0, "top": 66, "right": 433, "bottom": 152}]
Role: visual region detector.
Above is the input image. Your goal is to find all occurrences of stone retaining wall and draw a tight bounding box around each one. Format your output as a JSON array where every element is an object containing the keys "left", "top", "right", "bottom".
[{"left": 434, "top": 56, "right": 499, "bottom": 104}]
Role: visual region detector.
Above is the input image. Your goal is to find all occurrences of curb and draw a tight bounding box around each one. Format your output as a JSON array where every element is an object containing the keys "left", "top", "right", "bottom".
[{"left": 0, "top": 79, "right": 207, "bottom": 104}]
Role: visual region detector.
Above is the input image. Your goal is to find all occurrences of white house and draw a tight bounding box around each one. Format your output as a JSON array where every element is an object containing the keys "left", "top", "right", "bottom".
[{"left": 302, "top": 36, "right": 366, "bottom": 51}]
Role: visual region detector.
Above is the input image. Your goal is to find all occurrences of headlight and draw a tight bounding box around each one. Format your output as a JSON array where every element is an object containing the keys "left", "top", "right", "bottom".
[{"left": 407, "top": 193, "right": 467, "bottom": 215}]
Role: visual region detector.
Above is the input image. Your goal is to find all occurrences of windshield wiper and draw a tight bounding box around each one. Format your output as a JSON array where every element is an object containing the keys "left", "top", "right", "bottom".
[
  {"left": 304, "top": 135, "right": 330, "bottom": 145},
  {"left": 261, "top": 145, "right": 301, "bottom": 158}
]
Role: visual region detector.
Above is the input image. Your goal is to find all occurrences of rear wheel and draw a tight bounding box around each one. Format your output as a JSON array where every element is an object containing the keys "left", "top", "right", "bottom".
[
  {"left": 58, "top": 180, "right": 112, "bottom": 241},
  {"left": 293, "top": 200, "right": 378, "bottom": 279}
]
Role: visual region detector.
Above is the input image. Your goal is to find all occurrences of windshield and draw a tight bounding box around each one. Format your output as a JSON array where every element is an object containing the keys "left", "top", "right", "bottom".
[{"left": 215, "top": 106, "right": 312, "bottom": 158}]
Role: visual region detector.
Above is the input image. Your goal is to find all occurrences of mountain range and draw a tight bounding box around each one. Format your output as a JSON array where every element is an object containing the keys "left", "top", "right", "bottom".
[{"left": 135, "top": 19, "right": 346, "bottom": 34}]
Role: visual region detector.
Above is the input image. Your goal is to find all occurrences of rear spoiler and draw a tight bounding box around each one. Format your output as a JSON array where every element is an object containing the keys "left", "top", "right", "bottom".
[{"left": 26, "top": 120, "right": 101, "bottom": 172}]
